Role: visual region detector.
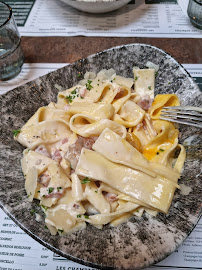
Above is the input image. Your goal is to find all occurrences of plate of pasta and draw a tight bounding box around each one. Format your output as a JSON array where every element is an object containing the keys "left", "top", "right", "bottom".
[{"left": 0, "top": 44, "right": 201, "bottom": 270}]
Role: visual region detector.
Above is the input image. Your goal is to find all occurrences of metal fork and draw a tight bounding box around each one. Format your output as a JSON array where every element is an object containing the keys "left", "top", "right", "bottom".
[{"left": 160, "top": 106, "right": 202, "bottom": 128}]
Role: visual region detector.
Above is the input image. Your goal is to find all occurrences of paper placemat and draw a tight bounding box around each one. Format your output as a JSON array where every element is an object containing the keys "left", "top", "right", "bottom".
[
  {"left": 4, "top": 0, "right": 202, "bottom": 38},
  {"left": 0, "top": 63, "right": 202, "bottom": 270}
]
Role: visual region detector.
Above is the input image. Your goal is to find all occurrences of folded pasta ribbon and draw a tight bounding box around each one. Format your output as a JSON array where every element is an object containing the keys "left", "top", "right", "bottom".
[
  {"left": 15, "top": 119, "right": 72, "bottom": 149},
  {"left": 143, "top": 120, "right": 179, "bottom": 167},
  {"left": 66, "top": 102, "right": 115, "bottom": 120},
  {"left": 69, "top": 114, "right": 126, "bottom": 138},
  {"left": 76, "top": 148, "right": 179, "bottom": 213},
  {"left": 23, "top": 107, "right": 70, "bottom": 128},
  {"left": 112, "top": 85, "right": 131, "bottom": 113},
  {"left": 133, "top": 68, "right": 155, "bottom": 99},
  {"left": 45, "top": 188, "right": 86, "bottom": 234},
  {"left": 113, "top": 100, "right": 145, "bottom": 128},
  {"left": 149, "top": 94, "right": 180, "bottom": 119},
  {"left": 92, "top": 128, "right": 180, "bottom": 182}
]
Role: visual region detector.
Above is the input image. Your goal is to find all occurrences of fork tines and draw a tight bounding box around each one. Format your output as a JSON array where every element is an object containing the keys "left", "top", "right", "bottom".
[{"left": 160, "top": 106, "right": 202, "bottom": 128}]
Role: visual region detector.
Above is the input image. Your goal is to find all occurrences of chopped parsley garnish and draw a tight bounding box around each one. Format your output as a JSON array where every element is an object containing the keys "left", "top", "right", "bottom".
[
  {"left": 58, "top": 229, "right": 64, "bottom": 233},
  {"left": 41, "top": 205, "right": 48, "bottom": 211},
  {"left": 148, "top": 86, "right": 152, "bottom": 90},
  {"left": 95, "top": 190, "right": 98, "bottom": 193},
  {"left": 65, "top": 95, "right": 73, "bottom": 103},
  {"left": 37, "top": 190, "right": 40, "bottom": 193},
  {"left": 57, "top": 187, "right": 62, "bottom": 192},
  {"left": 80, "top": 177, "right": 91, "bottom": 184},
  {"left": 77, "top": 214, "right": 81, "bottom": 218},
  {"left": 65, "top": 88, "right": 79, "bottom": 103},
  {"left": 155, "top": 71, "right": 158, "bottom": 77},
  {"left": 42, "top": 195, "right": 46, "bottom": 197},
  {"left": 84, "top": 215, "right": 89, "bottom": 219},
  {"left": 135, "top": 76, "right": 139, "bottom": 81},
  {"left": 48, "top": 187, "right": 54, "bottom": 194},
  {"left": 77, "top": 72, "right": 81, "bottom": 78},
  {"left": 71, "top": 89, "right": 77, "bottom": 95},
  {"left": 30, "top": 209, "right": 36, "bottom": 216},
  {"left": 159, "top": 148, "right": 165, "bottom": 152},
  {"left": 85, "top": 80, "right": 93, "bottom": 91},
  {"left": 12, "top": 130, "right": 21, "bottom": 137},
  {"left": 44, "top": 225, "right": 48, "bottom": 230}
]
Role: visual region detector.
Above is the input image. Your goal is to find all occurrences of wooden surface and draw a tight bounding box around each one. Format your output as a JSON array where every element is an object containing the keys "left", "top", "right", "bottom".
[{"left": 21, "top": 37, "right": 202, "bottom": 64}]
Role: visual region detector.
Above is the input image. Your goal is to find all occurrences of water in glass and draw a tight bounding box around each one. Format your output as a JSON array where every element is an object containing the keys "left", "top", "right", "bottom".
[{"left": 0, "top": 2, "right": 24, "bottom": 81}]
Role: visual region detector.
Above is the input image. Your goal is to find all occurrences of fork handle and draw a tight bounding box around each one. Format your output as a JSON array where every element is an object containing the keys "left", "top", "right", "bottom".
[{"left": 163, "top": 106, "right": 202, "bottom": 112}]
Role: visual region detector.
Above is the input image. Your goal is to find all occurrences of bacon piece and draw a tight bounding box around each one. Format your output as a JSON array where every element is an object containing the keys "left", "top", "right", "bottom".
[
  {"left": 82, "top": 136, "right": 98, "bottom": 149},
  {"left": 114, "top": 88, "right": 126, "bottom": 100},
  {"left": 104, "top": 192, "right": 118, "bottom": 203},
  {"left": 35, "top": 145, "right": 50, "bottom": 157},
  {"left": 79, "top": 87, "right": 87, "bottom": 98},
  {"left": 62, "top": 138, "right": 68, "bottom": 144},
  {"left": 64, "top": 136, "right": 98, "bottom": 169},
  {"left": 137, "top": 95, "right": 153, "bottom": 111},
  {"left": 40, "top": 186, "right": 64, "bottom": 198},
  {"left": 38, "top": 174, "right": 51, "bottom": 187},
  {"left": 52, "top": 149, "right": 62, "bottom": 163},
  {"left": 44, "top": 192, "right": 63, "bottom": 199}
]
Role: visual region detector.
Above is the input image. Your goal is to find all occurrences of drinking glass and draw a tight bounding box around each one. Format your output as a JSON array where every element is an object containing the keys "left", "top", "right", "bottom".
[
  {"left": 187, "top": 0, "right": 202, "bottom": 29},
  {"left": 0, "top": 1, "right": 24, "bottom": 81}
]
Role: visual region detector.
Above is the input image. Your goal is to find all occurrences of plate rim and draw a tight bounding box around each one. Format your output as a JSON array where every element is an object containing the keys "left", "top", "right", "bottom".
[{"left": 0, "top": 43, "right": 201, "bottom": 270}]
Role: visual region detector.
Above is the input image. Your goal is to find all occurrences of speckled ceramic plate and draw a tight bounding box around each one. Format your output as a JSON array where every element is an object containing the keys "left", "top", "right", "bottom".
[{"left": 0, "top": 44, "right": 201, "bottom": 270}]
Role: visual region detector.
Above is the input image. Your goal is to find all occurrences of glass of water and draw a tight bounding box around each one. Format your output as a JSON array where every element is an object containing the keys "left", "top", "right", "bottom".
[
  {"left": 0, "top": 1, "right": 24, "bottom": 81},
  {"left": 187, "top": 0, "right": 202, "bottom": 29}
]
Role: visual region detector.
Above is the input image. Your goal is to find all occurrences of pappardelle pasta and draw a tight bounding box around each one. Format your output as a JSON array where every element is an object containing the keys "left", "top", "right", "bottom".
[{"left": 14, "top": 67, "right": 186, "bottom": 235}]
